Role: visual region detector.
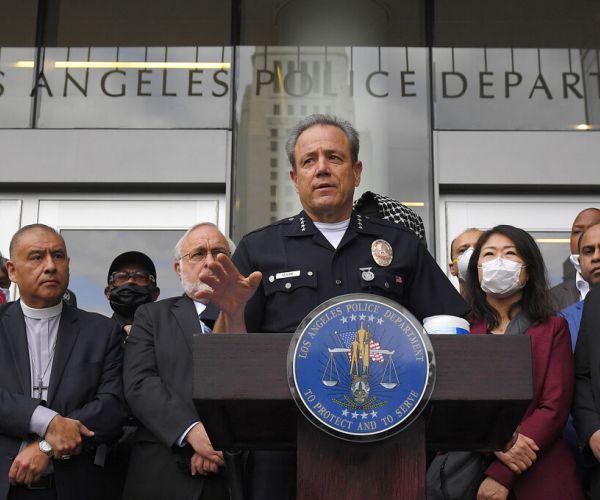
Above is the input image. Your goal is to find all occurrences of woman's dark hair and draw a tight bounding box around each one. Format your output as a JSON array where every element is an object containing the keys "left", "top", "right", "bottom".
[{"left": 465, "top": 224, "right": 553, "bottom": 329}]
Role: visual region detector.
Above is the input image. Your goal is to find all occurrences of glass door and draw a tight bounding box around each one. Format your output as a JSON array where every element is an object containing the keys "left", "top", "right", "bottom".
[
  {"left": 0, "top": 199, "right": 23, "bottom": 300},
  {"left": 439, "top": 197, "right": 600, "bottom": 289},
  {"left": 37, "top": 197, "right": 224, "bottom": 315}
]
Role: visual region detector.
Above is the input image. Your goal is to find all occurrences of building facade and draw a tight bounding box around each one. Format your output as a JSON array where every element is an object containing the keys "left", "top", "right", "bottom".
[{"left": 1, "top": 0, "right": 599, "bottom": 314}]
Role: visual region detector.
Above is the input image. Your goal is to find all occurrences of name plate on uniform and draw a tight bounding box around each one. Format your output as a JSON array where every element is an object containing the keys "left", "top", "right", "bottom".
[{"left": 287, "top": 293, "right": 436, "bottom": 442}]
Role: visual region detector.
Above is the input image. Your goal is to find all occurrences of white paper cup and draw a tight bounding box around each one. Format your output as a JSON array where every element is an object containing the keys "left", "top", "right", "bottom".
[{"left": 423, "top": 315, "right": 470, "bottom": 335}]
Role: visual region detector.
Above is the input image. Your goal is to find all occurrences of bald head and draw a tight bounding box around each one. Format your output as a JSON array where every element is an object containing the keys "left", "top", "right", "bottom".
[
  {"left": 9, "top": 224, "right": 66, "bottom": 259},
  {"left": 7, "top": 224, "right": 69, "bottom": 308},
  {"left": 571, "top": 208, "right": 600, "bottom": 254}
]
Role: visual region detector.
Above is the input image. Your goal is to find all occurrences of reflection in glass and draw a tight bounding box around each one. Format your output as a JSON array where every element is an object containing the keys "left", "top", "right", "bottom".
[
  {"left": 240, "top": 0, "right": 425, "bottom": 46},
  {"left": 234, "top": 46, "right": 433, "bottom": 245},
  {"left": 48, "top": 0, "right": 231, "bottom": 47},
  {"left": 433, "top": 48, "right": 592, "bottom": 130},
  {"left": 530, "top": 232, "right": 572, "bottom": 287},
  {"left": 0, "top": 48, "right": 36, "bottom": 127},
  {"left": 34, "top": 46, "right": 232, "bottom": 128},
  {"left": 0, "top": 2, "right": 38, "bottom": 46},
  {"left": 61, "top": 229, "right": 184, "bottom": 316}
]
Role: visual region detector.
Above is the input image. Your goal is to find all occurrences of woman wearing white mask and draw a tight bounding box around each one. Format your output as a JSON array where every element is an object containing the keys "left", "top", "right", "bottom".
[{"left": 466, "top": 225, "right": 583, "bottom": 500}]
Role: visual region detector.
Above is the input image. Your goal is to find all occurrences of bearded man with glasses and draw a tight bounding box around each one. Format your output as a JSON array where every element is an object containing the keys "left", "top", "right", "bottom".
[{"left": 121, "top": 222, "right": 252, "bottom": 500}]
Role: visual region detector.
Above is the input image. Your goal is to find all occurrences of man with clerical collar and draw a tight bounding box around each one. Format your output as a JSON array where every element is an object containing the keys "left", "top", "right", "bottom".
[
  {"left": 0, "top": 224, "right": 127, "bottom": 500},
  {"left": 105, "top": 251, "right": 160, "bottom": 338},
  {"left": 122, "top": 223, "right": 237, "bottom": 500}
]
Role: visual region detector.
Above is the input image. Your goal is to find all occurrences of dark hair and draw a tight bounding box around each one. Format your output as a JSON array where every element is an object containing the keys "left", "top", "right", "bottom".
[
  {"left": 9, "top": 224, "right": 66, "bottom": 258},
  {"left": 578, "top": 221, "right": 600, "bottom": 253},
  {"left": 285, "top": 114, "right": 359, "bottom": 170},
  {"left": 465, "top": 225, "right": 553, "bottom": 329}
]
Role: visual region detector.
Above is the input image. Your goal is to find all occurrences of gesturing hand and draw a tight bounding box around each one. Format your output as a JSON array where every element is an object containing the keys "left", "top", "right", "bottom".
[{"left": 194, "top": 254, "right": 261, "bottom": 316}]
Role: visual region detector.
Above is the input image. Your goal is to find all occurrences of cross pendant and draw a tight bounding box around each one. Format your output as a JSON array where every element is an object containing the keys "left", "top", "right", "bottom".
[{"left": 34, "top": 378, "right": 48, "bottom": 400}]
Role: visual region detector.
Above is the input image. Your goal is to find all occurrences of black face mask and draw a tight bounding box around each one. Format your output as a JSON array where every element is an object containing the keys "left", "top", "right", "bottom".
[{"left": 108, "top": 283, "right": 154, "bottom": 319}]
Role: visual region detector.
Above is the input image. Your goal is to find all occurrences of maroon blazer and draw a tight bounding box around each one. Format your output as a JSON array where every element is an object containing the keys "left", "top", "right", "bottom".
[{"left": 471, "top": 316, "right": 583, "bottom": 499}]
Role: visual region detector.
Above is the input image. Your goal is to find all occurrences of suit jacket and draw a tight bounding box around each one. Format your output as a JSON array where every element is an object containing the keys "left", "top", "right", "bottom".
[
  {"left": 550, "top": 278, "right": 579, "bottom": 312},
  {"left": 122, "top": 295, "right": 226, "bottom": 500},
  {"left": 559, "top": 300, "right": 584, "bottom": 352},
  {"left": 471, "top": 316, "right": 583, "bottom": 499},
  {"left": 0, "top": 301, "right": 127, "bottom": 500},
  {"left": 573, "top": 286, "right": 600, "bottom": 497}
]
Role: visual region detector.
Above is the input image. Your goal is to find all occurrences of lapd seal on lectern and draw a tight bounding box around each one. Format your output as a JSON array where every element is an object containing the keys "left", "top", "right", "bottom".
[{"left": 287, "top": 293, "right": 435, "bottom": 442}]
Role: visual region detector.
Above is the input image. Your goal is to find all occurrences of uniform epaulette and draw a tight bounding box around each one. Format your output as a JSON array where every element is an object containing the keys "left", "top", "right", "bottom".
[{"left": 242, "top": 216, "right": 295, "bottom": 237}]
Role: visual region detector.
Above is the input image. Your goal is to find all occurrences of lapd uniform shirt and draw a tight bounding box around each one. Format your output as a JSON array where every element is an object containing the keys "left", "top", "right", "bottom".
[{"left": 233, "top": 210, "right": 469, "bottom": 333}]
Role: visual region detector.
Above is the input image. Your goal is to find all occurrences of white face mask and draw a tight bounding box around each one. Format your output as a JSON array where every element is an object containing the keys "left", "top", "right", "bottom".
[
  {"left": 479, "top": 257, "right": 525, "bottom": 297},
  {"left": 570, "top": 254, "right": 582, "bottom": 275},
  {"left": 0, "top": 287, "right": 9, "bottom": 302},
  {"left": 456, "top": 247, "right": 474, "bottom": 282}
]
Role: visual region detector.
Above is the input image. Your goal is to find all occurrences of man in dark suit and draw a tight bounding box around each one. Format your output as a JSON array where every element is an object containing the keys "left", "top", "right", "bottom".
[
  {"left": 0, "top": 224, "right": 127, "bottom": 500},
  {"left": 550, "top": 207, "right": 600, "bottom": 311},
  {"left": 123, "top": 222, "right": 237, "bottom": 500},
  {"left": 573, "top": 283, "right": 600, "bottom": 498}
]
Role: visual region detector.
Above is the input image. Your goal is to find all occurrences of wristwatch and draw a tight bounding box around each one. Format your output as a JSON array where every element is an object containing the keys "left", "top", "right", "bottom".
[{"left": 38, "top": 439, "right": 54, "bottom": 458}]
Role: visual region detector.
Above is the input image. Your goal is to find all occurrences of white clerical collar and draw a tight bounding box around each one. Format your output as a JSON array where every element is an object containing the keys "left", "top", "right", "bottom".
[
  {"left": 576, "top": 271, "right": 590, "bottom": 301},
  {"left": 20, "top": 300, "right": 63, "bottom": 320}
]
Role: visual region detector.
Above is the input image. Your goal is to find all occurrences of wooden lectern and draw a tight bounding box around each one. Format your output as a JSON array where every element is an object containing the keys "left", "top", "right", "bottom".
[{"left": 193, "top": 334, "right": 532, "bottom": 500}]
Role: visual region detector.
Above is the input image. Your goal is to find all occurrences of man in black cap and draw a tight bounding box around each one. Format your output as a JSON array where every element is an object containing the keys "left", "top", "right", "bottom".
[
  {"left": 103, "top": 251, "right": 160, "bottom": 498},
  {"left": 105, "top": 251, "right": 160, "bottom": 338}
]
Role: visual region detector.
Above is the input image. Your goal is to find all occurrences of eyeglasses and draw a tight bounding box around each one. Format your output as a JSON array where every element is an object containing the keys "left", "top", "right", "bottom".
[
  {"left": 110, "top": 271, "right": 155, "bottom": 286},
  {"left": 179, "top": 248, "right": 230, "bottom": 263}
]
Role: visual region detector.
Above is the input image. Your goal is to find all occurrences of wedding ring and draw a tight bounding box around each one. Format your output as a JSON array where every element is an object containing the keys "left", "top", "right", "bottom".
[{"left": 61, "top": 454, "right": 71, "bottom": 460}]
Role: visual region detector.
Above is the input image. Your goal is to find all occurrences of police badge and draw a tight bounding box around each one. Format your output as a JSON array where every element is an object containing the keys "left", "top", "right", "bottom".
[
  {"left": 288, "top": 293, "right": 435, "bottom": 442},
  {"left": 371, "top": 239, "right": 393, "bottom": 267}
]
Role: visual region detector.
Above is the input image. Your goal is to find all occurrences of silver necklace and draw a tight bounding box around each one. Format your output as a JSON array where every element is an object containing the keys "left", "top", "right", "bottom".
[{"left": 27, "top": 324, "right": 58, "bottom": 400}]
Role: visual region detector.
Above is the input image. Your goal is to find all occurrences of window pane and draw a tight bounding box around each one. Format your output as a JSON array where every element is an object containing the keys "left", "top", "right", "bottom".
[
  {"left": 530, "top": 232, "right": 573, "bottom": 287},
  {"left": 240, "top": 0, "right": 425, "bottom": 46},
  {"left": 434, "top": 0, "right": 600, "bottom": 48},
  {"left": 233, "top": 46, "right": 433, "bottom": 244},
  {"left": 0, "top": 1, "right": 38, "bottom": 46},
  {"left": 61, "top": 229, "right": 184, "bottom": 316},
  {"left": 35, "top": 46, "right": 232, "bottom": 128},
  {"left": 47, "top": 0, "right": 230, "bottom": 46},
  {"left": 0, "top": 48, "right": 36, "bottom": 127},
  {"left": 432, "top": 48, "right": 595, "bottom": 130}
]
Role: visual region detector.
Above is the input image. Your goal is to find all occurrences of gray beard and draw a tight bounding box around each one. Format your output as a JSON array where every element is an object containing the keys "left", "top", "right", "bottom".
[{"left": 181, "top": 274, "right": 213, "bottom": 302}]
